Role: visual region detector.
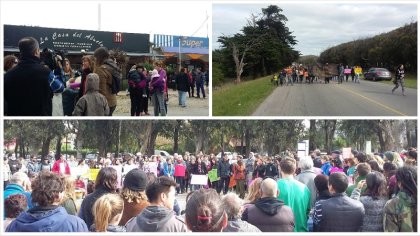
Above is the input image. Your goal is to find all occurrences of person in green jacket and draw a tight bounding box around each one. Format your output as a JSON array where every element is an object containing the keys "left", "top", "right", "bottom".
[
  {"left": 384, "top": 165, "right": 417, "bottom": 232},
  {"left": 346, "top": 163, "right": 371, "bottom": 196},
  {"left": 277, "top": 157, "right": 311, "bottom": 232}
]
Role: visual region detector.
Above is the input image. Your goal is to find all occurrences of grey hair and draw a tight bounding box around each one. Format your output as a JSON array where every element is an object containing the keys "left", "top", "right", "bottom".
[
  {"left": 298, "top": 156, "right": 314, "bottom": 170},
  {"left": 10, "top": 172, "right": 29, "bottom": 185},
  {"left": 221, "top": 192, "right": 243, "bottom": 220}
]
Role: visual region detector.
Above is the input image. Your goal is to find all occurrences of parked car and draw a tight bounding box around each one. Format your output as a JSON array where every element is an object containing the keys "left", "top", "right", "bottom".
[
  {"left": 216, "top": 152, "right": 233, "bottom": 160},
  {"left": 154, "top": 150, "right": 171, "bottom": 158},
  {"left": 85, "top": 152, "right": 99, "bottom": 160},
  {"left": 364, "top": 68, "right": 392, "bottom": 81}
]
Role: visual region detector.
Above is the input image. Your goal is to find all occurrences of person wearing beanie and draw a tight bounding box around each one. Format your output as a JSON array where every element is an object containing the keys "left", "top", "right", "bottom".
[{"left": 118, "top": 169, "right": 150, "bottom": 226}]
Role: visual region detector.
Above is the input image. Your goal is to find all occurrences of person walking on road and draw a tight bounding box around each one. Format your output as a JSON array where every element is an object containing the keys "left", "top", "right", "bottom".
[{"left": 392, "top": 64, "right": 405, "bottom": 96}]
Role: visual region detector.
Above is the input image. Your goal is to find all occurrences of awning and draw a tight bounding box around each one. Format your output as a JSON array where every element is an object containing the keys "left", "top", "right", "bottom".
[{"left": 161, "top": 46, "right": 209, "bottom": 55}]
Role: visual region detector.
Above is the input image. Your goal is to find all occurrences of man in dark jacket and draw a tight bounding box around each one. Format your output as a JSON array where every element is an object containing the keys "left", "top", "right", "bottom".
[
  {"left": 176, "top": 67, "right": 190, "bottom": 107},
  {"left": 264, "top": 157, "right": 278, "bottom": 179},
  {"left": 242, "top": 178, "right": 295, "bottom": 232},
  {"left": 5, "top": 37, "right": 64, "bottom": 116},
  {"left": 125, "top": 176, "right": 188, "bottom": 232},
  {"left": 217, "top": 154, "right": 232, "bottom": 194},
  {"left": 313, "top": 172, "right": 365, "bottom": 232},
  {"left": 6, "top": 172, "right": 88, "bottom": 232}
]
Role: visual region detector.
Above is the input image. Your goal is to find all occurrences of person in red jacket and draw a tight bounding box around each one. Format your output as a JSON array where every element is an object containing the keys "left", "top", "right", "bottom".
[{"left": 52, "top": 155, "right": 71, "bottom": 175}]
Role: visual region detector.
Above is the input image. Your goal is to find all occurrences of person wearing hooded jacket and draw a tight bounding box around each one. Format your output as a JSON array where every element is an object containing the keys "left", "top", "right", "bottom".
[
  {"left": 125, "top": 176, "right": 188, "bottom": 232},
  {"left": 93, "top": 47, "right": 120, "bottom": 116},
  {"left": 72, "top": 73, "right": 109, "bottom": 116},
  {"left": 242, "top": 178, "right": 294, "bottom": 232},
  {"left": 6, "top": 171, "right": 88, "bottom": 232},
  {"left": 222, "top": 193, "right": 261, "bottom": 232}
]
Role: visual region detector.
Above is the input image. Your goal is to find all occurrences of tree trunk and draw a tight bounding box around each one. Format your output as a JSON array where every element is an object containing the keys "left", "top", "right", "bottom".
[
  {"left": 195, "top": 124, "right": 206, "bottom": 154},
  {"left": 55, "top": 136, "right": 62, "bottom": 160},
  {"left": 309, "top": 120, "right": 316, "bottom": 151},
  {"left": 41, "top": 137, "right": 53, "bottom": 157},
  {"left": 143, "top": 121, "right": 159, "bottom": 156},
  {"left": 245, "top": 124, "right": 251, "bottom": 156},
  {"left": 324, "top": 120, "right": 336, "bottom": 153},
  {"left": 173, "top": 121, "right": 181, "bottom": 154}
]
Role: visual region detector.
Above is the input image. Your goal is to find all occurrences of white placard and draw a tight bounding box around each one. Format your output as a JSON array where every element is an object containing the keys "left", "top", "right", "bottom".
[
  {"left": 365, "top": 141, "right": 372, "bottom": 154},
  {"left": 298, "top": 142, "right": 306, "bottom": 150},
  {"left": 342, "top": 148, "right": 352, "bottom": 159},
  {"left": 190, "top": 174, "right": 208, "bottom": 185}
]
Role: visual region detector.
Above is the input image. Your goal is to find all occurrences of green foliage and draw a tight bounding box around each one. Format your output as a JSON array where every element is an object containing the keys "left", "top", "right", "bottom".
[
  {"left": 215, "top": 5, "right": 299, "bottom": 80},
  {"left": 143, "top": 62, "right": 154, "bottom": 72},
  {"left": 212, "top": 63, "right": 225, "bottom": 86},
  {"left": 319, "top": 22, "right": 417, "bottom": 73},
  {"left": 212, "top": 76, "right": 277, "bottom": 116}
]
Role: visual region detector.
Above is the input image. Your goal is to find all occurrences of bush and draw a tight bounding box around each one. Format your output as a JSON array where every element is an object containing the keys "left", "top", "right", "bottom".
[{"left": 212, "top": 63, "right": 225, "bottom": 87}]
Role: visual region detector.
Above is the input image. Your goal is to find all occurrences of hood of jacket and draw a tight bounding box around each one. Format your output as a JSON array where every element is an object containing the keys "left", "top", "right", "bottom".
[
  {"left": 86, "top": 73, "right": 100, "bottom": 92},
  {"left": 103, "top": 59, "right": 121, "bottom": 79},
  {"left": 255, "top": 197, "right": 285, "bottom": 216},
  {"left": 135, "top": 206, "right": 175, "bottom": 231},
  {"left": 8, "top": 206, "right": 69, "bottom": 231}
]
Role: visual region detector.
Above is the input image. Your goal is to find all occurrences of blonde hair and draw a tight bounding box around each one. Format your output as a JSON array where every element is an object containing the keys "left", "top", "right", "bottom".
[
  {"left": 120, "top": 187, "right": 148, "bottom": 203},
  {"left": 92, "top": 194, "right": 124, "bottom": 232},
  {"left": 62, "top": 176, "right": 76, "bottom": 201},
  {"left": 244, "top": 177, "right": 263, "bottom": 204}
]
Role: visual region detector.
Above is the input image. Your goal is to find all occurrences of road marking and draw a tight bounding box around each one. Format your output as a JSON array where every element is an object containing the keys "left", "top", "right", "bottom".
[{"left": 335, "top": 85, "right": 407, "bottom": 116}]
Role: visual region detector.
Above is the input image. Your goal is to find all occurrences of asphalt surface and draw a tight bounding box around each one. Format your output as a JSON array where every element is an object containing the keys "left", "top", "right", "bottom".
[{"left": 252, "top": 78, "right": 417, "bottom": 116}]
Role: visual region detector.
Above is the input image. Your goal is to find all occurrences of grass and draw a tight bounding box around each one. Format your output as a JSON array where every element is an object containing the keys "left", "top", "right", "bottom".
[
  {"left": 376, "top": 74, "right": 417, "bottom": 89},
  {"left": 213, "top": 76, "right": 278, "bottom": 116}
]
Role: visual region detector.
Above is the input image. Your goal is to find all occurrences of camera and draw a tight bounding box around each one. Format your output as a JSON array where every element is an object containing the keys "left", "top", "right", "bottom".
[{"left": 40, "top": 48, "right": 66, "bottom": 70}]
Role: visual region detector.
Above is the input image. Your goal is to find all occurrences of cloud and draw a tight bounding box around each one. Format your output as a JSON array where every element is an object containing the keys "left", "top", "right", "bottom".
[{"left": 213, "top": 3, "right": 417, "bottom": 55}]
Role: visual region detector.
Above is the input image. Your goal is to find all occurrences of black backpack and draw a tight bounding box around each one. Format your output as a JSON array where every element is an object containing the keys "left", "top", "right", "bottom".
[{"left": 111, "top": 74, "right": 121, "bottom": 94}]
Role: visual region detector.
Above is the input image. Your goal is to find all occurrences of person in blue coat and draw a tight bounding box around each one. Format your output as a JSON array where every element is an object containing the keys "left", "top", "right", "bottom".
[
  {"left": 4, "top": 172, "right": 33, "bottom": 209},
  {"left": 6, "top": 171, "right": 88, "bottom": 232}
]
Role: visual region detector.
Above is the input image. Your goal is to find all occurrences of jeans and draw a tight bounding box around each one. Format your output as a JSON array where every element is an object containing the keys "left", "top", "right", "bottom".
[
  {"left": 196, "top": 81, "right": 205, "bottom": 98},
  {"left": 219, "top": 176, "right": 230, "bottom": 194},
  {"left": 152, "top": 91, "right": 166, "bottom": 116},
  {"left": 178, "top": 91, "right": 187, "bottom": 107},
  {"left": 175, "top": 176, "right": 185, "bottom": 193},
  {"left": 392, "top": 79, "right": 405, "bottom": 94}
]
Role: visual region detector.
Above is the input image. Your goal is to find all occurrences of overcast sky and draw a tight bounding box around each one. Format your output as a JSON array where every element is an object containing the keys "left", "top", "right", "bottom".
[
  {"left": 1, "top": 1, "right": 210, "bottom": 38},
  {"left": 213, "top": 3, "right": 417, "bottom": 56}
]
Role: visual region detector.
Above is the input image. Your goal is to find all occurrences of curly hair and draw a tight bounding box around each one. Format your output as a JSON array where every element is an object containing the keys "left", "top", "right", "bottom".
[
  {"left": 5, "top": 194, "right": 27, "bottom": 218},
  {"left": 4, "top": 55, "right": 18, "bottom": 72},
  {"left": 31, "top": 172, "right": 64, "bottom": 206},
  {"left": 120, "top": 187, "right": 148, "bottom": 203}
]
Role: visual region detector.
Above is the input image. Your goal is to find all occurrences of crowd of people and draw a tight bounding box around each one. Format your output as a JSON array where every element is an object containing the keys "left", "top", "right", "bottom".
[
  {"left": 4, "top": 37, "right": 208, "bottom": 117},
  {"left": 271, "top": 63, "right": 364, "bottom": 87},
  {"left": 3, "top": 147, "right": 417, "bottom": 232}
]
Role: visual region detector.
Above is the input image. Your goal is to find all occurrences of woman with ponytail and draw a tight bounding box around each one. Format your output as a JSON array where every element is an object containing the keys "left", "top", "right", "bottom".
[
  {"left": 384, "top": 165, "right": 417, "bottom": 232},
  {"left": 185, "top": 188, "right": 228, "bottom": 232},
  {"left": 91, "top": 194, "right": 125, "bottom": 232}
]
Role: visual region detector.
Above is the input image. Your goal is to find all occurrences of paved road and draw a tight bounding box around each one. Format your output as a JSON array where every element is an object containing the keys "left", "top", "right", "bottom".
[{"left": 252, "top": 79, "right": 417, "bottom": 116}]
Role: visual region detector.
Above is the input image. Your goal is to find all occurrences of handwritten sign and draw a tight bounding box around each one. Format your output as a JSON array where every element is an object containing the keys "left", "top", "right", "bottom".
[
  {"left": 190, "top": 174, "right": 208, "bottom": 185},
  {"left": 344, "top": 69, "right": 352, "bottom": 74},
  {"left": 355, "top": 67, "right": 362, "bottom": 74},
  {"left": 208, "top": 169, "right": 218, "bottom": 182}
]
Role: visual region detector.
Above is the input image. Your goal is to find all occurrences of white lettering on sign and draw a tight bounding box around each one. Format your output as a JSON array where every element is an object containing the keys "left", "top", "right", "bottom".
[
  {"left": 38, "top": 31, "right": 104, "bottom": 48},
  {"left": 181, "top": 39, "right": 204, "bottom": 48}
]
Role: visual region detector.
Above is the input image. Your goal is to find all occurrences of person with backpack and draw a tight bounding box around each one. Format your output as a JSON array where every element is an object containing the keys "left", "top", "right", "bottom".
[{"left": 94, "top": 47, "right": 120, "bottom": 116}]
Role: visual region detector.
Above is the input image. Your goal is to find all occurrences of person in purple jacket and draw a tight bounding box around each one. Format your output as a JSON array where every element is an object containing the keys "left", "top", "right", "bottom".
[{"left": 150, "top": 61, "right": 167, "bottom": 116}]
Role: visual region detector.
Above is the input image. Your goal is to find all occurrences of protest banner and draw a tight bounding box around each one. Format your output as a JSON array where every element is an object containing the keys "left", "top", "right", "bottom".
[{"left": 190, "top": 174, "right": 208, "bottom": 185}]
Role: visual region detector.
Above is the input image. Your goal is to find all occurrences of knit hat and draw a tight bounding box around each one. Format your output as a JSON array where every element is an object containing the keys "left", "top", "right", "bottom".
[
  {"left": 123, "top": 169, "right": 148, "bottom": 191},
  {"left": 384, "top": 151, "right": 394, "bottom": 162}
]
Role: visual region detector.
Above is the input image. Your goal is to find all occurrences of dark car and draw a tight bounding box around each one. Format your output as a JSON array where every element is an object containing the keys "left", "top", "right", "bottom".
[{"left": 364, "top": 68, "right": 392, "bottom": 81}]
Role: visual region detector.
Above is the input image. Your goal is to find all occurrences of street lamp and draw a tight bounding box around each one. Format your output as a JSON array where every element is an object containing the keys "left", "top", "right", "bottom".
[{"left": 178, "top": 36, "right": 187, "bottom": 72}]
